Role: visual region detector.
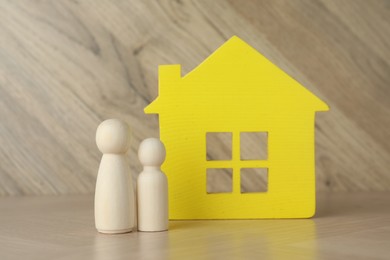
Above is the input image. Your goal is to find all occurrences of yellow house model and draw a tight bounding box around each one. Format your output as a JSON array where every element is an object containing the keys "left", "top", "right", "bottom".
[{"left": 145, "top": 36, "right": 329, "bottom": 219}]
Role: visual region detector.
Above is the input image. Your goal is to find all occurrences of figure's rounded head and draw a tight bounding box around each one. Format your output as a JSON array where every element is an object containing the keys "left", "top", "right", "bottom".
[
  {"left": 96, "top": 119, "right": 131, "bottom": 154},
  {"left": 138, "top": 138, "right": 166, "bottom": 167}
]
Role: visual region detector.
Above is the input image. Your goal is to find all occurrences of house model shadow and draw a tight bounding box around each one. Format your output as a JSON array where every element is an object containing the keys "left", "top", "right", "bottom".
[{"left": 145, "top": 36, "right": 329, "bottom": 219}]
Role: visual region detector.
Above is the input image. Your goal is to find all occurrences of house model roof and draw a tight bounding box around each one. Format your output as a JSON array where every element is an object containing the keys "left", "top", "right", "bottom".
[{"left": 145, "top": 36, "right": 329, "bottom": 115}]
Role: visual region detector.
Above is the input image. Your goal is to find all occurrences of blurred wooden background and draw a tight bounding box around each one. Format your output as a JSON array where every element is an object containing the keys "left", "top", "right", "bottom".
[{"left": 0, "top": 0, "right": 389, "bottom": 196}]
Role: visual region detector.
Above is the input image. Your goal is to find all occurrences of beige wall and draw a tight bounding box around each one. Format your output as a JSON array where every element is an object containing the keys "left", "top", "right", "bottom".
[{"left": 0, "top": 0, "right": 389, "bottom": 195}]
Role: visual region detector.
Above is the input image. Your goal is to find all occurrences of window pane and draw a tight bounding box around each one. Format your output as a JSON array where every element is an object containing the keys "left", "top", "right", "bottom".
[
  {"left": 240, "top": 132, "right": 267, "bottom": 160},
  {"left": 206, "top": 132, "right": 232, "bottom": 161},
  {"left": 206, "top": 168, "right": 233, "bottom": 193},
  {"left": 240, "top": 168, "right": 268, "bottom": 193}
]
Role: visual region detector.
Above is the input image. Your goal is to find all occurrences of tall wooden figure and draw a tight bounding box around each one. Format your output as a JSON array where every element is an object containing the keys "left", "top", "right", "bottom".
[
  {"left": 137, "top": 138, "right": 168, "bottom": 232},
  {"left": 95, "top": 119, "right": 135, "bottom": 234}
]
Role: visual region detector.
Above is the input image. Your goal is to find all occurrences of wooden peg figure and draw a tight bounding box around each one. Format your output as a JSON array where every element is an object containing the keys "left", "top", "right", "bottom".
[
  {"left": 95, "top": 119, "right": 135, "bottom": 234},
  {"left": 137, "top": 138, "right": 168, "bottom": 232}
]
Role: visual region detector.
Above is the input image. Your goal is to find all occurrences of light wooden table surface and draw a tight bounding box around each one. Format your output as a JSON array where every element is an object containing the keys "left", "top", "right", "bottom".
[{"left": 0, "top": 193, "right": 389, "bottom": 259}]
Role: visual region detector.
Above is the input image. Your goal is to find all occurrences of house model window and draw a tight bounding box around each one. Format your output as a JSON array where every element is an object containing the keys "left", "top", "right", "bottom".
[{"left": 206, "top": 132, "right": 268, "bottom": 194}]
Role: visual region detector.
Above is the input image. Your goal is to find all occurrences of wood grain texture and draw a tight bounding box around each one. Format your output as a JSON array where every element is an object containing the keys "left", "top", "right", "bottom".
[
  {"left": 0, "top": 0, "right": 389, "bottom": 195},
  {"left": 0, "top": 193, "right": 389, "bottom": 259}
]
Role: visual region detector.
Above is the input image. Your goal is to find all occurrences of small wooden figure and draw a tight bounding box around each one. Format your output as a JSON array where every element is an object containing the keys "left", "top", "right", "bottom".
[
  {"left": 95, "top": 119, "right": 135, "bottom": 234},
  {"left": 137, "top": 138, "right": 168, "bottom": 232}
]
